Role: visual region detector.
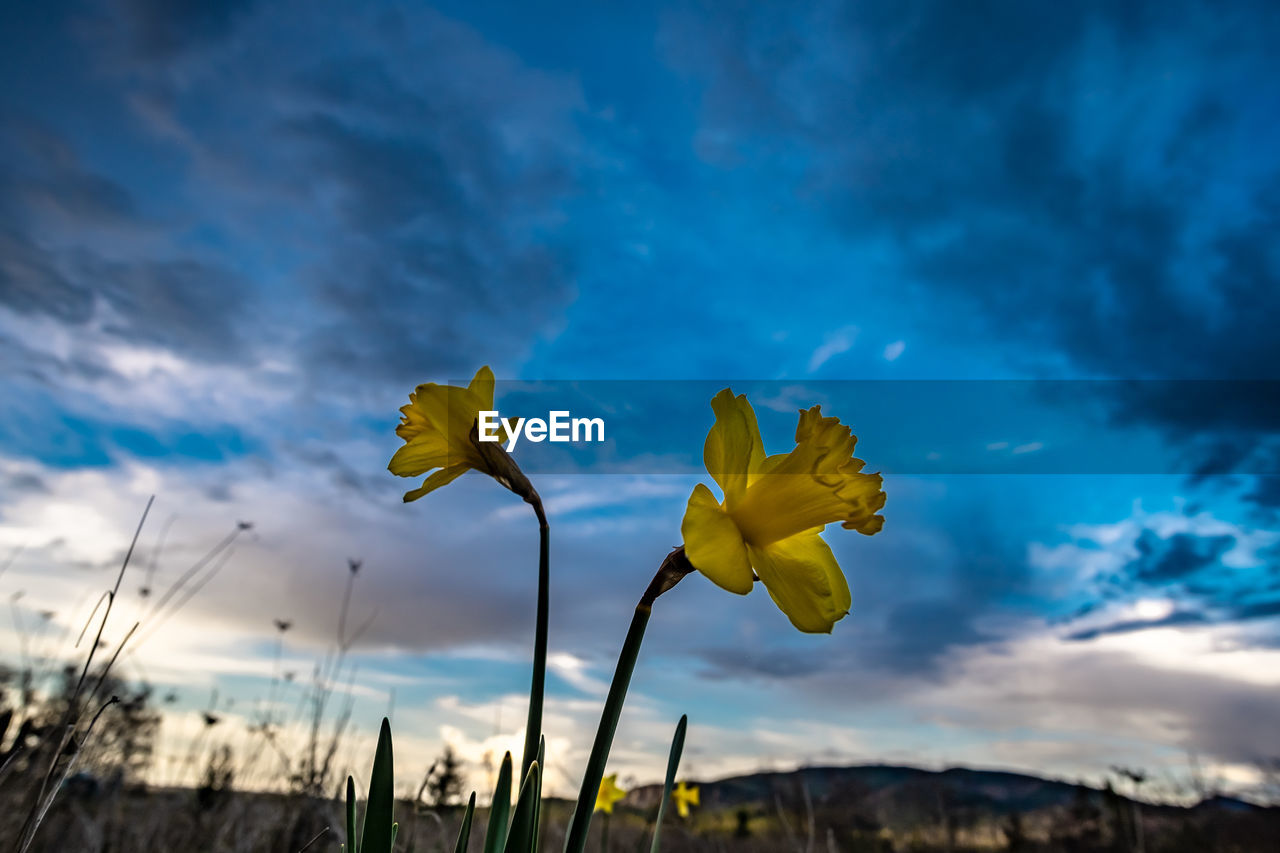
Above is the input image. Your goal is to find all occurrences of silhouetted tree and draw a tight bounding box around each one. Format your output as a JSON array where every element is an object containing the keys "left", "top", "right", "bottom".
[{"left": 424, "top": 744, "right": 465, "bottom": 807}]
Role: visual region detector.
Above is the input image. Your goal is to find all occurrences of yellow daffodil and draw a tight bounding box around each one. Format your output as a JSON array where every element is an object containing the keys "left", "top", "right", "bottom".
[
  {"left": 594, "top": 773, "right": 627, "bottom": 814},
  {"left": 680, "top": 389, "right": 886, "bottom": 633},
  {"left": 388, "top": 365, "right": 536, "bottom": 504},
  {"left": 672, "top": 781, "right": 700, "bottom": 818}
]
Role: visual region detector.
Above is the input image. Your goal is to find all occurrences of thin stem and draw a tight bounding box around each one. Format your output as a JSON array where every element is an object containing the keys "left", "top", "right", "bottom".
[
  {"left": 75, "top": 495, "right": 153, "bottom": 699},
  {"left": 298, "top": 827, "right": 330, "bottom": 852},
  {"left": 28, "top": 498, "right": 153, "bottom": 837},
  {"left": 562, "top": 548, "right": 694, "bottom": 853},
  {"left": 18, "top": 696, "right": 120, "bottom": 853},
  {"left": 520, "top": 497, "right": 550, "bottom": 781}
]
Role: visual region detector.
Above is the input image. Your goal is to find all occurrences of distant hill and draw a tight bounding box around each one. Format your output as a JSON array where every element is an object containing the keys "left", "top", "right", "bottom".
[{"left": 624, "top": 763, "right": 1264, "bottom": 818}]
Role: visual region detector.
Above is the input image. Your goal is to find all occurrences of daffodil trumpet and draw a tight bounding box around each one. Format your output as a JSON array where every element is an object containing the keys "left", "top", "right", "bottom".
[{"left": 389, "top": 366, "right": 549, "bottom": 780}]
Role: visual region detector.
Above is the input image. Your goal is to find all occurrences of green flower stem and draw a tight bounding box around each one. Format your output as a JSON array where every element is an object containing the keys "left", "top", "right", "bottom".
[
  {"left": 521, "top": 498, "right": 550, "bottom": 781},
  {"left": 562, "top": 548, "right": 694, "bottom": 853}
]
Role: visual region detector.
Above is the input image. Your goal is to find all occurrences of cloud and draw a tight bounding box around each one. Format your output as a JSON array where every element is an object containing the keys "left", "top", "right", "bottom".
[
  {"left": 1036, "top": 503, "right": 1280, "bottom": 645},
  {"left": 806, "top": 325, "right": 858, "bottom": 372},
  {"left": 924, "top": 632, "right": 1280, "bottom": 769},
  {"left": 882, "top": 340, "right": 905, "bottom": 362},
  {"left": 1063, "top": 610, "right": 1207, "bottom": 642},
  {"left": 1, "top": 0, "right": 587, "bottom": 446}
]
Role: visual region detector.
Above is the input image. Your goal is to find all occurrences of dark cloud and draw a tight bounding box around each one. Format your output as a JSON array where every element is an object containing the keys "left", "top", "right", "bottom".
[
  {"left": 0, "top": 470, "right": 50, "bottom": 496},
  {"left": 863, "top": 599, "right": 994, "bottom": 675},
  {"left": 44, "top": 1, "right": 582, "bottom": 398},
  {"left": 1232, "top": 598, "right": 1280, "bottom": 621},
  {"left": 0, "top": 225, "right": 253, "bottom": 366},
  {"left": 1128, "top": 531, "right": 1235, "bottom": 584},
  {"left": 696, "top": 646, "right": 826, "bottom": 680},
  {"left": 1246, "top": 475, "right": 1280, "bottom": 510},
  {"left": 666, "top": 0, "right": 1278, "bottom": 375},
  {"left": 0, "top": 120, "right": 255, "bottom": 366},
  {"left": 0, "top": 334, "right": 114, "bottom": 392},
  {"left": 285, "top": 446, "right": 386, "bottom": 497},
  {"left": 0, "top": 128, "right": 139, "bottom": 229},
  {"left": 0, "top": 123, "right": 131, "bottom": 325},
  {"left": 663, "top": 0, "right": 1280, "bottom": 507},
  {"left": 97, "top": 0, "right": 259, "bottom": 63},
  {"left": 1062, "top": 525, "right": 1280, "bottom": 644},
  {"left": 848, "top": 522, "right": 1035, "bottom": 677},
  {"left": 83, "top": 254, "right": 252, "bottom": 360},
  {"left": 273, "top": 57, "right": 578, "bottom": 387},
  {"left": 0, "top": 228, "right": 93, "bottom": 324}
]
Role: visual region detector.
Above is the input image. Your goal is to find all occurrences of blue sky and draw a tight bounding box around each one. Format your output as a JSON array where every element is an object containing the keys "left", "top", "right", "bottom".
[{"left": 1, "top": 0, "right": 1278, "bottom": 799}]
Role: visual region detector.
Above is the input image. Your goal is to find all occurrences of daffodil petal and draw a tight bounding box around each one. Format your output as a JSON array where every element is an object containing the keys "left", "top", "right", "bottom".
[
  {"left": 681, "top": 483, "right": 754, "bottom": 595},
  {"left": 747, "top": 531, "right": 851, "bottom": 633},
  {"left": 387, "top": 433, "right": 451, "bottom": 477},
  {"left": 595, "top": 773, "right": 626, "bottom": 814},
  {"left": 468, "top": 365, "right": 495, "bottom": 411},
  {"left": 703, "top": 389, "right": 764, "bottom": 506},
  {"left": 402, "top": 464, "right": 469, "bottom": 502}
]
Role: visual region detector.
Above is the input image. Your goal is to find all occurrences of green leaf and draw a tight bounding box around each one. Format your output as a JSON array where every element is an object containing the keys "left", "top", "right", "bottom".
[
  {"left": 531, "top": 738, "right": 545, "bottom": 853},
  {"left": 649, "top": 715, "right": 688, "bottom": 853},
  {"left": 502, "top": 760, "right": 540, "bottom": 853},
  {"left": 455, "top": 792, "right": 477, "bottom": 853},
  {"left": 360, "top": 718, "right": 396, "bottom": 853},
  {"left": 346, "top": 775, "right": 358, "bottom": 853},
  {"left": 483, "top": 751, "right": 514, "bottom": 853}
]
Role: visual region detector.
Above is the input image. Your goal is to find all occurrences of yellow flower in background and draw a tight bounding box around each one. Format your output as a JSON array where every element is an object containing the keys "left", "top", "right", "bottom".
[
  {"left": 672, "top": 781, "right": 700, "bottom": 818},
  {"left": 594, "top": 773, "right": 627, "bottom": 814},
  {"left": 680, "top": 389, "right": 886, "bottom": 633},
  {"left": 389, "top": 366, "right": 535, "bottom": 503}
]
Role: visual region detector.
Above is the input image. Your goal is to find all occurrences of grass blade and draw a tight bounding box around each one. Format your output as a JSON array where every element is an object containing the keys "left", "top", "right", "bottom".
[
  {"left": 503, "top": 760, "right": 540, "bottom": 853},
  {"left": 484, "top": 751, "right": 514, "bottom": 853},
  {"left": 359, "top": 718, "right": 395, "bottom": 853},
  {"left": 346, "top": 776, "right": 358, "bottom": 853},
  {"left": 455, "top": 792, "right": 477, "bottom": 853},
  {"left": 649, "top": 715, "right": 688, "bottom": 853}
]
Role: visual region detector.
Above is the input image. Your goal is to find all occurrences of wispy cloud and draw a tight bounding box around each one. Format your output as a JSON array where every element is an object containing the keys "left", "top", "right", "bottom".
[{"left": 806, "top": 325, "right": 858, "bottom": 372}]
